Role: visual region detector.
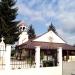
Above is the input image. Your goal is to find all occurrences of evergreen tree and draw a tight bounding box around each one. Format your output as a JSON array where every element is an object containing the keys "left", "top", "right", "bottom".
[
  {"left": 48, "top": 23, "right": 57, "bottom": 33},
  {"left": 27, "top": 25, "right": 36, "bottom": 39},
  {"left": 0, "top": 0, "right": 20, "bottom": 44}
]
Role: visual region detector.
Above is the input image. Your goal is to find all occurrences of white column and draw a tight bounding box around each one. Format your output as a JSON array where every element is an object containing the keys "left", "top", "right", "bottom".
[
  {"left": 35, "top": 46, "right": 40, "bottom": 68},
  {"left": 5, "top": 44, "right": 11, "bottom": 70},
  {"left": 58, "top": 47, "right": 62, "bottom": 67},
  {"left": 57, "top": 47, "right": 63, "bottom": 75}
]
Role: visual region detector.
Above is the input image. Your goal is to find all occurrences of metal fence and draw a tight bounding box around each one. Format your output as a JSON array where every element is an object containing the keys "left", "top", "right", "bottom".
[
  {"left": 10, "top": 48, "right": 58, "bottom": 69},
  {"left": 11, "top": 49, "right": 35, "bottom": 69},
  {"left": 11, "top": 59, "right": 35, "bottom": 69}
]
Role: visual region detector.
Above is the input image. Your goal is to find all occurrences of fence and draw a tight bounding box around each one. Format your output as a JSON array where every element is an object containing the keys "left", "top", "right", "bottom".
[
  {"left": 0, "top": 37, "right": 5, "bottom": 69},
  {"left": 11, "top": 49, "right": 36, "bottom": 69},
  {"left": 10, "top": 48, "right": 59, "bottom": 69},
  {"left": 0, "top": 37, "right": 11, "bottom": 70},
  {"left": 0, "top": 37, "right": 63, "bottom": 75},
  {"left": 0, "top": 50, "right": 5, "bottom": 69}
]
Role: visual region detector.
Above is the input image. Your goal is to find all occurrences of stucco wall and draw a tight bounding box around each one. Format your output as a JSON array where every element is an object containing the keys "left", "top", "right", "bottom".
[
  {"left": 19, "top": 32, "right": 28, "bottom": 45},
  {"left": 69, "top": 56, "right": 75, "bottom": 61},
  {"left": 0, "top": 67, "right": 62, "bottom": 75},
  {"left": 34, "top": 31, "right": 65, "bottom": 43},
  {"left": 63, "top": 56, "right": 75, "bottom": 61}
]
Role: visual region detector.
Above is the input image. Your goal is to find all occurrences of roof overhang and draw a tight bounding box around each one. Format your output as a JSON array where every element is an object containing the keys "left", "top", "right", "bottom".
[{"left": 17, "top": 41, "right": 75, "bottom": 50}]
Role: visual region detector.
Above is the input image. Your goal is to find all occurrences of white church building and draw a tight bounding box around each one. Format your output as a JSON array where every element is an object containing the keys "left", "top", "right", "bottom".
[
  {"left": 17, "top": 21, "right": 75, "bottom": 63},
  {"left": 11, "top": 20, "right": 75, "bottom": 74},
  {"left": 0, "top": 21, "right": 75, "bottom": 75}
]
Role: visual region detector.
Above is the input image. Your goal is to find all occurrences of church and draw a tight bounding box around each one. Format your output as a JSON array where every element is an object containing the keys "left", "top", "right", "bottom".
[{"left": 15, "top": 21, "right": 75, "bottom": 68}]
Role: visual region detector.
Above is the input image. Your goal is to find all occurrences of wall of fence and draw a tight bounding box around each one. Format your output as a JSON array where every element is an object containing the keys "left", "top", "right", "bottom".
[{"left": 0, "top": 37, "right": 62, "bottom": 75}]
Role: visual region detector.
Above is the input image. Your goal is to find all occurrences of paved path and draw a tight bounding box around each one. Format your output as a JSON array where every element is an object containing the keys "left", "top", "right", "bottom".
[{"left": 63, "top": 61, "right": 75, "bottom": 75}]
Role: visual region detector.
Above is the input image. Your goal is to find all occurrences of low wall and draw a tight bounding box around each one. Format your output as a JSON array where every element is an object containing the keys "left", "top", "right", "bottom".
[
  {"left": 0, "top": 45, "right": 62, "bottom": 75},
  {"left": 64, "top": 56, "right": 75, "bottom": 61},
  {"left": 0, "top": 66, "right": 62, "bottom": 75},
  {"left": 69, "top": 56, "right": 75, "bottom": 61}
]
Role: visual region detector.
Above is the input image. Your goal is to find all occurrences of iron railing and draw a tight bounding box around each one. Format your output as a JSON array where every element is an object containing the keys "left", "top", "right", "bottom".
[{"left": 11, "top": 48, "right": 35, "bottom": 69}]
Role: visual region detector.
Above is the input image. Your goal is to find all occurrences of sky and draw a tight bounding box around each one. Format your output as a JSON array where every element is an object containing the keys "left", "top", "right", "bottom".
[{"left": 16, "top": 0, "right": 75, "bottom": 45}]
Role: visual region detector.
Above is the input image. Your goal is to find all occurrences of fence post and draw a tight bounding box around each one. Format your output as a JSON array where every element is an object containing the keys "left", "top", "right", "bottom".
[
  {"left": 5, "top": 44, "right": 11, "bottom": 70},
  {"left": 0, "top": 37, "right": 5, "bottom": 57}
]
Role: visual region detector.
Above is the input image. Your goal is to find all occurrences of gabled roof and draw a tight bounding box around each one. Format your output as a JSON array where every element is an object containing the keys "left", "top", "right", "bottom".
[
  {"left": 33, "top": 30, "right": 66, "bottom": 43},
  {"left": 35, "top": 30, "right": 66, "bottom": 42},
  {"left": 17, "top": 20, "right": 27, "bottom": 27},
  {"left": 17, "top": 29, "right": 75, "bottom": 50},
  {"left": 17, "top": 40, "right": 75, "bottom": 50}
]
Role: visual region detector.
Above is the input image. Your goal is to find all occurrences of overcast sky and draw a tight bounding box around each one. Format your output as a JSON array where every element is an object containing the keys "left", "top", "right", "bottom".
[{"left": 16, "top": 0, "right": 75, "bottom": 45}]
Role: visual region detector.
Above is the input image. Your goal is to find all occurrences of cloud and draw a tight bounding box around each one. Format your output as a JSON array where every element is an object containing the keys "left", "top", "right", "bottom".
[
  {"left": 17, "top": 3, "right": 45, "bottom": 22},
  {"left": 16, "top": 0, "right": 75, "bottom": 45},
  {"left": 55, "top": 0, "right": 75, "bottom": 34},
  {"left": 57, "top": 28, "right": 75, "bottom": 45},
  {"left": 16, "top": 0, "right": 58, "bottom": 21}
]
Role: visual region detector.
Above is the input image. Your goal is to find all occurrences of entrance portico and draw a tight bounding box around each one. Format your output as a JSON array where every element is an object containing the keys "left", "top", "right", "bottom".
[
  {"left": 15, "top": 41, "right": 65, "bottom": 69},
  {"left": 34, "top": 46, "right": 62, "bottom": 68}
]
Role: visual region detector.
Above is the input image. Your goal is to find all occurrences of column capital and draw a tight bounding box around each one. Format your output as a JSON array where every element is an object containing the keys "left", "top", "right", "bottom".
[
  {"left": 35, "top": 46, "right": 40, "bottom": 48},
  {"left": 58, "top": 47, "right": 62, "bottom": 49}
]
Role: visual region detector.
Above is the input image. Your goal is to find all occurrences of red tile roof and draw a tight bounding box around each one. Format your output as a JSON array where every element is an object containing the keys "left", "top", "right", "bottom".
[{"left": 17, "top": 40, "right": 75, "bottom": 50}]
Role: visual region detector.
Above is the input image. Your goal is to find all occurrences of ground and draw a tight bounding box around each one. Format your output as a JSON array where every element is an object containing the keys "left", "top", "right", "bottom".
[{"left": 63, "top": 61, "right": 75, "bottom": 75}]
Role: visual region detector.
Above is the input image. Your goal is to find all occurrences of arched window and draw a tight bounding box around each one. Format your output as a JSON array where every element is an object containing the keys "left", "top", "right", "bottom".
[
  {"left": 20, "top": 27, "right": 22, "bottom": 31},
  {"left": 23, "top": 27, "right": 25, "bottom": 31}
]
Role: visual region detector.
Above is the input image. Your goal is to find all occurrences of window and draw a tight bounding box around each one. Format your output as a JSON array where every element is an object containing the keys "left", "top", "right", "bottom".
[
  {"left": 23, "top": 27, "right": 25, "bottom": 31},
  {"left": 20, "top": 27, "right": 22, "bottom": 31}
]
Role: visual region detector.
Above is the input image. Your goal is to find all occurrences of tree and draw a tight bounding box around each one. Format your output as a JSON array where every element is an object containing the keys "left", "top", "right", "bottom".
[
  {"left": 48, "top": 23, "right": 57, "bottom": 33},
  {"left": 27, "top": 25, "right": 36, "bottom": 39},
  {"left": 0, "top": 0, "right": 20, "bottom": 44}
]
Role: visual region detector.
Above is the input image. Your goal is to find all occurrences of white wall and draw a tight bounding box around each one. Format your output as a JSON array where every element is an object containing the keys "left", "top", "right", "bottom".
[
  {"left": 0, "top": 46, "right": 62, "bottom": 75},
  {"left": 64, "top": 56, "right": 75, "bottom": 62},
  {"left": 0, "top": 67, "right": 62, "bottom": 75},
  {"left": 19, "top": 32, "right": 28, "bottom": 45},
  {"left": 68, "top": 56, "right": 75, "bottom": 61},
  {"left": 34, "top": 30, "right": 65, "bottom": 43}
]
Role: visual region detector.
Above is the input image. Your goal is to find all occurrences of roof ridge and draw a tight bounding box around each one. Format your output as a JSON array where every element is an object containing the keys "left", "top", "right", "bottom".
[{"left": 33, "top": 30, "right": 66, "bottom": 43}]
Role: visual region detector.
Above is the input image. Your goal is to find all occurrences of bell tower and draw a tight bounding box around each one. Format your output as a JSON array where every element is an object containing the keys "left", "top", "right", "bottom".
[{"left": 18, "top": 21, "right": 28, "bottom": 45}]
